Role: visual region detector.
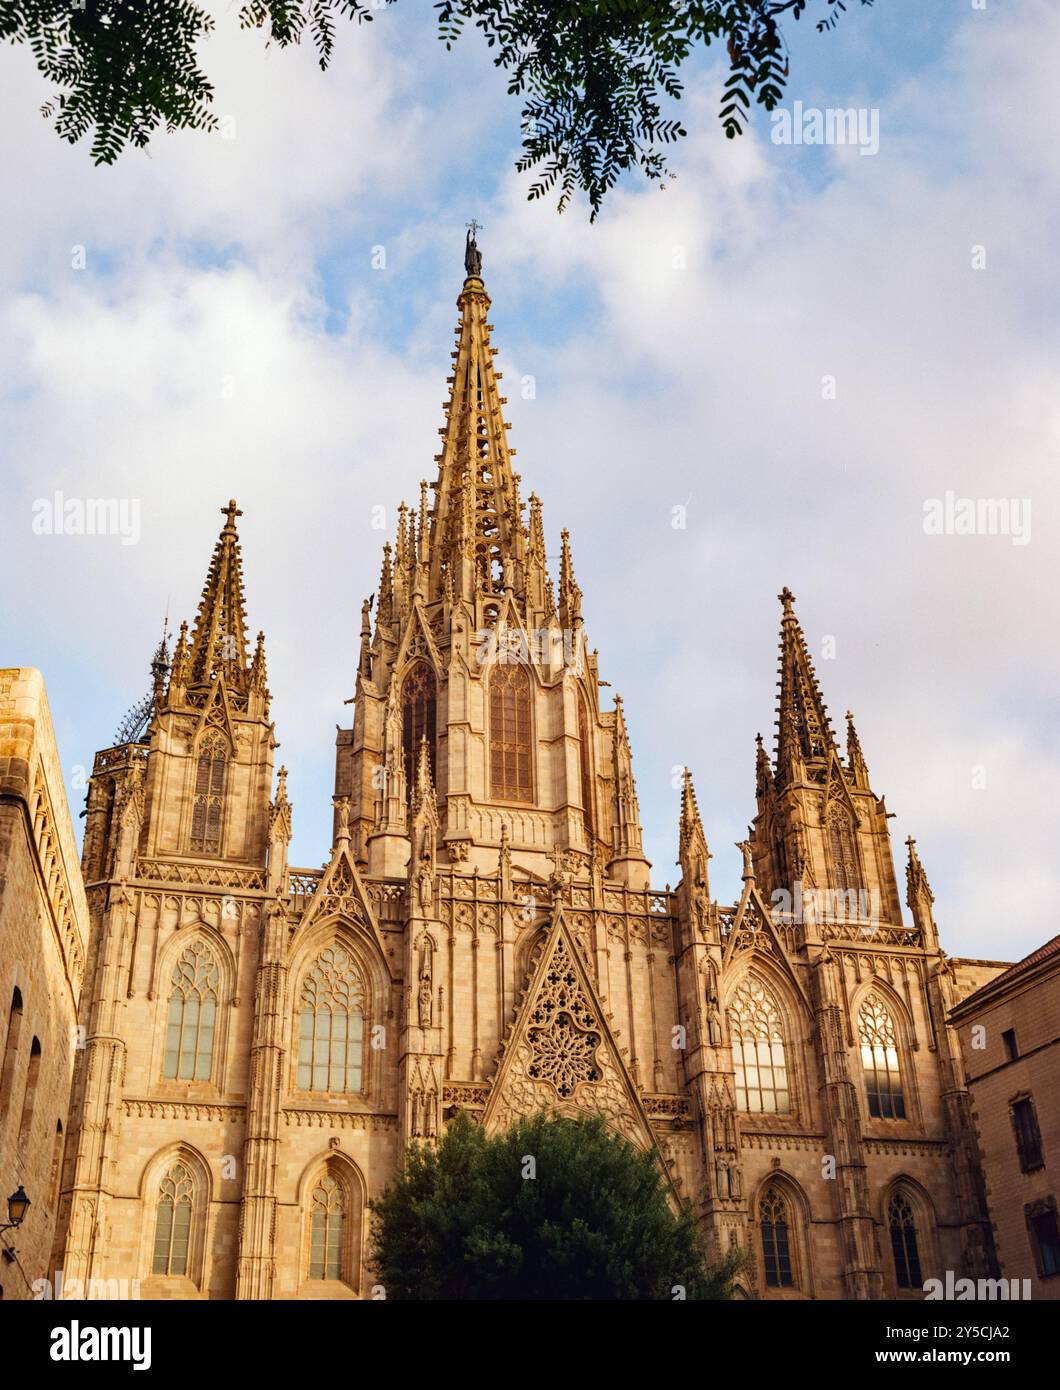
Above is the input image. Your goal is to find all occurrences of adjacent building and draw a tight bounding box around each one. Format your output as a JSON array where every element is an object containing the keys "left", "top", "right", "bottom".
[
  {"left": 950, "top": 934, "right": 1060, "bottom": 1298},
  {"left": 0, "top": 668, "right": 88, "bottom": 1299}
]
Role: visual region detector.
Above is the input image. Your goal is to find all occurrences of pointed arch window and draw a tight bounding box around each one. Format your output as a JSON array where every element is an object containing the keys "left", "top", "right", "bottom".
[
  {"left": 888, "top": 1191, "right": 923, "bottom": 1289},
  {"left": 190, "top": 731, "right": 228, "bottom": 855},
  {"left": 759, "top": 1185, "right": 796, "bottom": 1288},
  {"left": 152, "top": 1162, "right": 195, "bottom": 1276},
  {"left": 17, "top": 1036, "right": 41, "bottom": 1148},
  {"left": 297, "top": 945, "right": 365, "bottom": 1094},
  {"left": 729, "top": 977, "right": 791, "bottom": 1115},
  {"left": 490, "top": 661, "right": 533, "bottom": 802},
  {"left": 309, "top": 1174, "right": 346, "bottom": 1280},
  {"left": 0, "top": 986, "right": 23, "bottom": 1121},
  {"left": 859, "top": 995, "right": 905, "bottom": 1119},
  {"left": 402, "top": 664, "right": 436, "bottom": 801},
  {"left": 578, "top": 698, "right": 595, "bottom": 842},
  {"left": 163, "top": 942, "right": 220, "bottom": 1081},
  {"left": 827, "top": 804, "right": 860, "bottom": 893}
]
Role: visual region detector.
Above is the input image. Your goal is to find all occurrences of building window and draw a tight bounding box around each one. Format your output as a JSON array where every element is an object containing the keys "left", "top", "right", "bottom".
[
  {"left": 163, "top": 942, "right": 220, "bottom": 1081},
  {"left": 759, "top": 1185, "right": 795, "bottom": 1288},
  {"left": 190, "top": 731, "right": 228, "bottom": 855},
  {"left": 578, "top": 699, "right": 594, "bottom": 842},
  {"left": 729, "top": 977, "right": 791, "bottom": 1115},
  {"left": 490, "top": 662, "right": 533, "bottom": 802},
  {"left": 827, "top": 805, "right": 860, "bottom": 895},
  {"left": 888, "top": 1192, "right": 923, "bottom": 1289},
  {"left": 1002, "top": 1028, "right": 1019, "bottom": 1062},
  {"left": 17, "top": 1037, "right": 41, "bottom": 1148},
  {"left": 858, "top": 995, "right": 906, "bottom": 1120},
  {"left": 152, "top": 1162, "right": 195, "bottom": 1276},
  {"left": 50, "top": 1120, "right": 65, "bottom": 1211},
  {"left": 401, "top": 664, "right": 437, "bottom": 801},
  {"left": 0, "top": 986, "right": 23, "bottom": 1122},
  {"left": 309, "top": 1174, "right": 346, "bottom": 1280},
  {"left": 297, "top": 945, "right": 365, "bottom": 1094},
  {"left": 1011, "top": 1096, "right": 1044, "bottom": 1173},
  {"left": 1026, "top": 1198, "right": 1060, "bottom": 1279}
]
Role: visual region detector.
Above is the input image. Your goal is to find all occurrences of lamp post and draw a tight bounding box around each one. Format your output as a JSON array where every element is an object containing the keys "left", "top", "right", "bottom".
[{"left": 0, "top": 1186, "right": 30, "bottom": 1233}]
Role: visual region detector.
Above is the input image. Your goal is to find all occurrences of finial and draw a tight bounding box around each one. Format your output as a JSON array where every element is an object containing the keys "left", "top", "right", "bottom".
[
  {"left": 465, "top": 221, "right": 483, "bottom": 278},
  {"left": 222, "top": 499, "right": 243, "bottom": 530},
  {"left": 778, "top": 585, "right": 795, "bottom": 612}
]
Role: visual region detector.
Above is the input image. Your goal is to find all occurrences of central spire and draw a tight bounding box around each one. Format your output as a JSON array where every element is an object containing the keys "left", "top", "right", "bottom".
[
  {"left": 186, "top": 499, "right": 251, "bottom": 691},
  {"left": 774, "top": 586, "right": 837, "bottom": 783},
  {"left": 427, "top": 231, "right": 526, "bottom": 605}
]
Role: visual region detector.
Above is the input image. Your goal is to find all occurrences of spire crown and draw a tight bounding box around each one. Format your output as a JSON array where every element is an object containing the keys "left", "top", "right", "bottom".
[
  {"left": 187, "top": 500, "right": 252, "bottom": 691},
  {"left": 774, "top": 586, "right": 837, "bottom": 780}
]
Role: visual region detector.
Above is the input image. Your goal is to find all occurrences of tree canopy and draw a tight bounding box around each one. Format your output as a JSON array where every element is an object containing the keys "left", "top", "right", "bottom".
[
  {"left": 369, "top": 1109, "right": 745, "bottom": 1299},
  {"left": 1, "top": 1, "right": 876, "bottom": 216}
]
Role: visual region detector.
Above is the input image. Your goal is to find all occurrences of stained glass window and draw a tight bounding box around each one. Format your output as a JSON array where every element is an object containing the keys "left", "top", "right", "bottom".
[
  {"left": 309, "top": 1174, "right": 345, "bottom": 1280},
  {"left": 297, "top": 946, "right": 365, "bottom": 1093},
  {"left": 190, "top": 731, "right": 227, "bottom": 855},
  {"left": 490, "top": 662, "right": 532, "bottom": 802},
  {"left": 888, "top": 1192, "right": 922, "bottom": 1289},
  {"left": 729, "top": 977, "right": 791, "bottom": 1115},
  {"left": 163, "top": 942, "right": 219, "bottom": 1081},
  {"left": 760, "top": 1185, "right": 795, "bottom": 1288},
  {"left": 859, "top": 995, "right": 905, "bottom": 1119},
  {"left": 152, "top": 1162, "right": 194, "bottom": 1276}
]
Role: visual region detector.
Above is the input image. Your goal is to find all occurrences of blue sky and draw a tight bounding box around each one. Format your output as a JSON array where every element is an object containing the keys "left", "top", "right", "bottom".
[{"left": 1, "top": 0, "right": 1056, "bottom": 962}]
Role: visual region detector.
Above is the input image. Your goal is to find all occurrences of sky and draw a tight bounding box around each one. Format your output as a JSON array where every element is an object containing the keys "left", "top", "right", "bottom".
[{"left": 1, "top": 0, "right": 1056, "bottom": 964}]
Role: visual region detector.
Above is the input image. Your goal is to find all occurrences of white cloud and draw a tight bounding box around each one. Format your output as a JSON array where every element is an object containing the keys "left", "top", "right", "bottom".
[{"left": 0, "top": 2, "right": 1055, "bottom": 960}]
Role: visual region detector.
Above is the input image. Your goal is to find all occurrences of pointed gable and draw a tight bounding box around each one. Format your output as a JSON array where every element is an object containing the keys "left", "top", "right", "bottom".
[
  {"left": 297, "top": 837, "right": 392, "bottom": 977},
  {"left": 482, "top": 911, "right": 659, "bottom": 1152}
]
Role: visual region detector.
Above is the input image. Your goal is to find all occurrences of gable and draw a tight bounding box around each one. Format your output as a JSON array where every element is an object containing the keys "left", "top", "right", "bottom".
[{"left": 482, "top": 912, "right": 660, "bottom": 1155}]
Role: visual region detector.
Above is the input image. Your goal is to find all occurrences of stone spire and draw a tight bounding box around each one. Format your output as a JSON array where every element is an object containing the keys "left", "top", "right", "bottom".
[
  {"left": 678, "top": 766, "right": 711, "bottom": 900},
  {"left": 427, "top": 239, "right": 525, "bottom": 605},
  {"left": 113, "top": 624, "right": 171, "bottom": 745},
  {"left": 558, "top": 528, "right": 583, "bottom": 632},
  {"left": 774, "top": 586, "right": 837, "bottom": 784},
  {"left": 608, "top": 696, "right": 651, "bottom": 889},
  {"left": 754, "top": 731, "right": 772, "bottom": 798},
  {"left": 845, "top": 709, "right": 869, "bottom": 788},
  {"left": 187, "top": 500, "right": 252, "bottom": 690},
  {"left": 905, "top": 837, "right": 938, "bottom": 948}
]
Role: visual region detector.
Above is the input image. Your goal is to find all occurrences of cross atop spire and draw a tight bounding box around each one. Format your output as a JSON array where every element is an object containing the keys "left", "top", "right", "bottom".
[{"left": 774, "top": 586, "right": 837, "bottom": 782}]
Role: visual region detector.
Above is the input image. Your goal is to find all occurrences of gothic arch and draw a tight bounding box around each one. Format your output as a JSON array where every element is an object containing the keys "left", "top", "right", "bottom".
[
  {"left": 879, "top": 1175, "right": 938, "bottom": 1295},
  {"left": 722, "top": 959, "right": 809, "bottom": 1124},
  {"left": 294, "top": 1152, "right": 367, "bottom": 1298},
  {"left": 849, "top": 976, "right": 921, "bottom": 1127},
  {"left": 187, "top": 727, "right": 231, "bottom": 857},
  {"left": 826, "top": 800, "right": 862, "bottom": 895},
  {"left": 137, "top": 1143, "right": 213, "bottom": 1293},
  {"left": 150, "top": 926, "right": 235, "bottom": 1090},
  {"left": 753, "top": 1171, "right": 815, "bottom": 1299},
  {"left": 400, "top": 661, "right": 437, "bottom": 798},
  {"left": 287, "top": 925, "right": 380, "bottom": 1100},
  {"left": 488, "top": 659, "right": 534, "bottom": 803}
]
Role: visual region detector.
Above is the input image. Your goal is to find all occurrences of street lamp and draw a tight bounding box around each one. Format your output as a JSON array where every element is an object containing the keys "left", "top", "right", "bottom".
[{"left": 0, "top": 1186, "right": 30, "bottom": 1232}]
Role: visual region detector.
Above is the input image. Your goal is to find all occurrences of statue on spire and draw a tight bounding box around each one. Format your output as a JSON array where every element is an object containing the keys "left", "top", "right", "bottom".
[{"left": 465, "top": 221, "right": 483, "bottom": 278}]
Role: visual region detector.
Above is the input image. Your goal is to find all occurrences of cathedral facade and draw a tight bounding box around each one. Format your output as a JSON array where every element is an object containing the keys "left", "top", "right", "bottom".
[{"left": 55, "top": 245, "right": 1009, "bottom": 1300}]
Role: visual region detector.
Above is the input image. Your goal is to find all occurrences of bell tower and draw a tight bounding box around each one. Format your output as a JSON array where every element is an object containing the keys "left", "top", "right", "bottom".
[{"left": 749, "top": 588, "right": 903, "bottom": 927}]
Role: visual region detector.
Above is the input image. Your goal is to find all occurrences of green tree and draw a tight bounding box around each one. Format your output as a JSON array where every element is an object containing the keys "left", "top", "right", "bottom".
[
  {"left": 1, "top": 1, "right": 876, "bottom": 215},
  {"left": 369, "top": 1109, "right": 745, "bottom": 1299}
]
